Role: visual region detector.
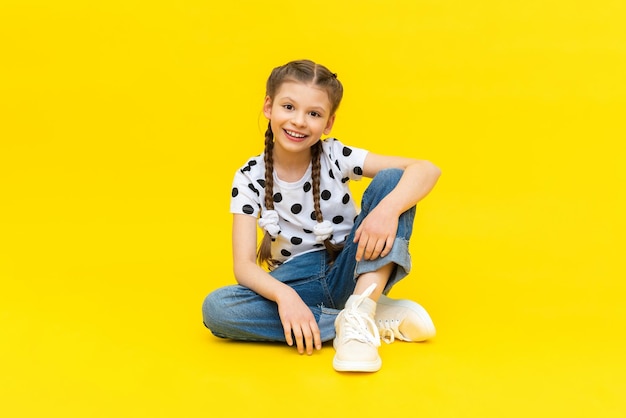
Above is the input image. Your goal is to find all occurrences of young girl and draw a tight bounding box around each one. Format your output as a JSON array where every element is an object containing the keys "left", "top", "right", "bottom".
[{"left": 202, "top": 59, "right": 441, "bottom": 372}]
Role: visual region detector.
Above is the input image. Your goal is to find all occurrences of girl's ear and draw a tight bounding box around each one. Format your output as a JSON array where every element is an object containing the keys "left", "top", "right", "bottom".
[
  {"left": 323, "top": 114, "right": 336, "bottom": 135},
  {"left": 263, "top": 96, "right": 272, "bottom": 119}
]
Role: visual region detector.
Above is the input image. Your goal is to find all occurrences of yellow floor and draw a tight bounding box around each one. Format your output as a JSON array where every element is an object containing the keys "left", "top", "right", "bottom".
[{"left": 2, "top": 1, "right": 625, "bottom": 417}]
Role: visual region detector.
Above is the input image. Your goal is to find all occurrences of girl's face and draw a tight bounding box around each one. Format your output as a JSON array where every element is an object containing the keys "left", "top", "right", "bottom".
[{"left": 263, "top": 81, "right": 335, "bottom": 155}]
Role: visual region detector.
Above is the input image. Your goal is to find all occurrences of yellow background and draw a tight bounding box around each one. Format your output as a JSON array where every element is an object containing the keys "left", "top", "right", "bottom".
[{"left": 1, "top": 0, "right": 625, "bottom": 417}]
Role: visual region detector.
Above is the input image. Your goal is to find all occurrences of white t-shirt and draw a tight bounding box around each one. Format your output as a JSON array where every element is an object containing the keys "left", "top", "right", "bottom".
[{"left": 230, "top": 138, "right": 369, "bottom": 264}]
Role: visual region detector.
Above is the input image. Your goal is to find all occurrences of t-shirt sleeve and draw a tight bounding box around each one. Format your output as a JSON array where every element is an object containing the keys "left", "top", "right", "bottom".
[
  {"left": 324, "top": 138, "right": 369, "bottom": 181},
  {"left": 229, "top": 161, "right": 262, "bottom": 218}
]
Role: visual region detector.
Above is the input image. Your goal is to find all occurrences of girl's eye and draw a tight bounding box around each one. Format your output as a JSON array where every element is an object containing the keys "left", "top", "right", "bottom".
[
  {"left": 283, "top": 104, "right": 294, "bottom": 110},
  {"left": 310, "top": 111, "right": 321, "bottom": 117}
]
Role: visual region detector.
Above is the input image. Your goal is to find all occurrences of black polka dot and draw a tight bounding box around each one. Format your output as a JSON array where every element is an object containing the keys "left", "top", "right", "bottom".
[
  {"left": 291, "top": 204, "right": 302, "bottom": 214},
  {"left": 313, "top": 243, "right": 324, "bottom": 248},
  {"left": 303, "top": 228, "right": 312, "bottom": 233},
  {"left": 249, "top": 160, "right": 257, "bottom": 167},
  {"left": 353, "top": 166, "right": 363, "bottom": 176},
  {"left": 242, "top": 204, "right": 254, "bottom": 215},
  {"left": 273, "top": 192, "right": 282, "bottom": 202},
  {"left": 303, "top": 182, "right": 311, "bottom": 192},
  {"left": 342, "top": 193, "right": 350, "bottom": 204},
  {"left": 291, "top": 237, "right": 303, "bottom": 245},
  {"left": 341, "top": 177, "right": 349, "bottom": 183},
  {"left": 321, "top": 190, "right": 331, "bottom": 200},
  {"left": 328, "top": 169, "right": 335, "bottom": 179},
  {"left": 248, "top": 183, "right": 260, "bottom": 195},
  {"left": 281, "top": 249, "right": 292, "bottom": 257},
  {"left": 342, "top": 147, "right": 353, "bottom": 157},
  {"left": 232, "top": 187, "right": 239, "bottom": 198},
  {"left": 335, "top": 160, "right": 341, "bottom": 170},
  {"left": 310, "top": 211, "right": 317, "bottom": 221},
  {"left": 332, "top": 216, "right": 344, "bottom": 224},
  {"left": 257, "top": 179, "right": 265, "bottom": 188}
]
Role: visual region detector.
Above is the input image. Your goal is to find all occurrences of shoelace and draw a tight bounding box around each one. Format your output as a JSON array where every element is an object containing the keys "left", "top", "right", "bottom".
[
  {"left": 339, "top": 284, "right": 381, "bottom": 347},
  {"left": 377, "top": 318, "right": 402, "bottom": 344}
]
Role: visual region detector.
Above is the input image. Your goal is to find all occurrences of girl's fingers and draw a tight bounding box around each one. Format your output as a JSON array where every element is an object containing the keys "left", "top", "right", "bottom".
[
  {"left": 301, "top": 327, "right": 314, "bottom": 355},
  {"left": 283, "top": 324, "right": 294, "bottom": 347},
  {"left": 381, "top": 236, "right": 394, "bottom": 257},
  {"left": 312, "top": 324, "right": 322, "bottom": 351},
  {"left": 287, "top": 322, "right": 322, "bottom": 355},
  {"left": 291, "top": 326, "right": 304, "bottom": 354}
]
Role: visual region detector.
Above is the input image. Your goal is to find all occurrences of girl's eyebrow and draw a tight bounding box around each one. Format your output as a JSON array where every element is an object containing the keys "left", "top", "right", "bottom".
[{"left": 279, "top": 96, "right": 327, "bottom": 113}]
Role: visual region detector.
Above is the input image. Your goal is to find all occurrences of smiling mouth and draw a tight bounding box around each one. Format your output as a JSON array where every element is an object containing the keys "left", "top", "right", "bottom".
[{"left": 285, "top": 129, "right": 307, "bottom": 139}]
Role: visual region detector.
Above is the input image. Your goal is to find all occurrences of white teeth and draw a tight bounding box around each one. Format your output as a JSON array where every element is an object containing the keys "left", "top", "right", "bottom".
[{"left": 286, "top": 130, "right": 306, "bottom": 138}]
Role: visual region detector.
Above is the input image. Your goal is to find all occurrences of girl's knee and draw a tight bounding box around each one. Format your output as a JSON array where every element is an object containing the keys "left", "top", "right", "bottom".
[
  {"left": 201, "top": 289, "right": 226, "bottom": 329},
  {"left": 363, "top": 168, "right": 404, "bottom": 204},
  {"left": 374, "top": 168, "right": 403, "bottom": 183}
]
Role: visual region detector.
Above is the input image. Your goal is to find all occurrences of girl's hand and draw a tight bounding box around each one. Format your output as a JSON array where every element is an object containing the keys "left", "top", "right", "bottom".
[
  {"left": 353, "top": 205, "right": 398, "bottom": 261},
  {"left": 276, "top": 289, "right": 322, "bottom": 355}
]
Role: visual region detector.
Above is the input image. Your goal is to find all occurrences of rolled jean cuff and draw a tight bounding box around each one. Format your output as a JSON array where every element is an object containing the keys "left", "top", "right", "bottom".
[
  {"left": 354, "top": 237, "right": 412, "bottom": 294},
  {"left": 317, "top": 306, "right": 341, "bottom": 342}
]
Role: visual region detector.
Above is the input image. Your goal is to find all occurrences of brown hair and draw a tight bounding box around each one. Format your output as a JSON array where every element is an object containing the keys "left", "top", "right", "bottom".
[{"left": 257, "top": 60, "right": 344, "bottom": 268}]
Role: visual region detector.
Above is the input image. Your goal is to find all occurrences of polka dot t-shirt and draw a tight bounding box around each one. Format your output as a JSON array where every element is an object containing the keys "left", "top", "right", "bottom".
[{"left": 230, "top": 138, "right": 369, "bottom": 265}]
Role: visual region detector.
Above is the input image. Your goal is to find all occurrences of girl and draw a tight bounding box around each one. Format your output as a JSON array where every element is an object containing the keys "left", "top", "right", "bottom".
[{"left": 202, "top": 59, "right": 441, "bottom": 372}]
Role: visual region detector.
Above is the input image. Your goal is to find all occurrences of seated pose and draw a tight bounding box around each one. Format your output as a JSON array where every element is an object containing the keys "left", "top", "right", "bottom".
[{"left": 202, "top": 59, "right": 441, "bottom": 372}]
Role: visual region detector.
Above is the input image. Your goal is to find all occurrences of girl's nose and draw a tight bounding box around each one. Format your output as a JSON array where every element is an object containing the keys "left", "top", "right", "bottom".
[{"left": 292, "top": 113, "right": 306, "bottom": 127}]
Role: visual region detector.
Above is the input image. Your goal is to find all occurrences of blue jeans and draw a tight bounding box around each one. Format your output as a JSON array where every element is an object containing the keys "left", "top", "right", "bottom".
[{"left": 202, "top": 169, "right": 416, "bottom": 342}]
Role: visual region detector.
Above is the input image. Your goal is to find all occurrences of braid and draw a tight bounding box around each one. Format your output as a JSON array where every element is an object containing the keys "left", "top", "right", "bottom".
[
  {"left": 311, "top": 141, "right": 344, "bottom": 261},
  {"left": 311, "top": 142, "right": 323, "bottom": 223},
  {"left": 263, "top": 122, "right": 275, "bottom": 211},
  {"left": 257, "top": 122, "right": 279, "bottom": 268}
]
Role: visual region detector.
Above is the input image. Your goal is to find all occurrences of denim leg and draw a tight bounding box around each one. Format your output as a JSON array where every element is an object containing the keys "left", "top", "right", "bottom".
[
  {"left": 202, "top": 285, "right": 287, "bottom": 341},
  {"left": 327, "top": 168, "right": 416, "bottom": 304},
  {"left": 202, "top": 250, "right": 340, "bottom": 342}
]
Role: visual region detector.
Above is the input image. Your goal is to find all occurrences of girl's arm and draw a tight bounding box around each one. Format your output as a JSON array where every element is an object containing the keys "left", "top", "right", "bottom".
[
  {"left": 354, "top": 153, "right": 441, "bottom": 261},
  {"left": 231, "top": 214, "right": 322, "bottom": 354}
]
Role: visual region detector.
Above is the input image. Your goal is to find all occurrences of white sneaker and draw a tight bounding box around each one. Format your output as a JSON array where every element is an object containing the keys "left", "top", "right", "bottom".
[
  {"left": 375, "top": 294, "right": 436, "bottom": 343},
  {"left": 333, "top": 283, "right": 382, "bottom": 372}
]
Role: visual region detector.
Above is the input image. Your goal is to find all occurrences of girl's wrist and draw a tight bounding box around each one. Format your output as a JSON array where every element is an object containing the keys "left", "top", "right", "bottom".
[{"left": 273, "top": 285, "right": 296, "bottom": 304}]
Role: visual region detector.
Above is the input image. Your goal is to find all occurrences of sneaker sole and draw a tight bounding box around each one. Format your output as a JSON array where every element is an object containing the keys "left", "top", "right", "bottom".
[
  {"left": 333, "top": 356, "right": 382, "bottom": 372},
  {"left": 377, "top": 295, "right": 436, "bottom": 341}
]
